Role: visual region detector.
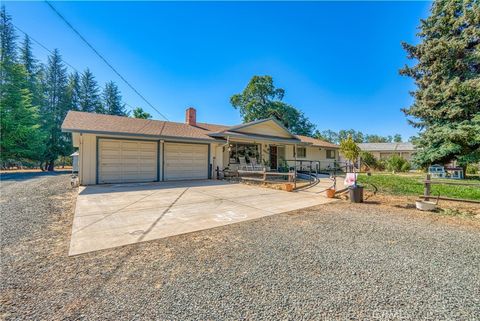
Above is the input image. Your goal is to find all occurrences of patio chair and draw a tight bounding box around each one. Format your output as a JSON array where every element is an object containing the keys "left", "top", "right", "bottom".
[
  {"left": 250, "top": 158, "right": 264, "bottom": 171},
  {"left": 238, "top": 156, "right": 249, "bottom": 170}
]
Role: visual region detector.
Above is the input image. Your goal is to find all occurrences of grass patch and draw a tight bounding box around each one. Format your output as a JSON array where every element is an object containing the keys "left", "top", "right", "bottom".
[
  {"left": 437, "top": 208, "right": 477, "bottom": 218},
  {"left": 357, "top": 173, "right": 480, "bottom": 201}
]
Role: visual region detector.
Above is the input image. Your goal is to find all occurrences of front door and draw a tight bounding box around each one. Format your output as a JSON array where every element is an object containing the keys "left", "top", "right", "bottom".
[{"left": 269, "top": 145, "right": 277, "bottom": 170}]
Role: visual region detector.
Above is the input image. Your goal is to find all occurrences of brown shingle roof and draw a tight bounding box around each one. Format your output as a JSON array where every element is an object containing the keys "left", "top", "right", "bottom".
[
  {"left": 61, "top": 111, "right": 217, "bottom": 141},
  {"left": 62, "top": 111, "right": 339, "bottom": 148},
  {"left": 295, "top": 135, "right": 339, "bottom": 149}
]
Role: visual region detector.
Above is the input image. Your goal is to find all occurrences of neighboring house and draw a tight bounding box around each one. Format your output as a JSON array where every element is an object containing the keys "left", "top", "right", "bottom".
[
  {"left": 357, "top": 142, "right": 415, "bottom": 161},
  {"left": 61, "top": 107, "right": 339, "bottom": 185}
]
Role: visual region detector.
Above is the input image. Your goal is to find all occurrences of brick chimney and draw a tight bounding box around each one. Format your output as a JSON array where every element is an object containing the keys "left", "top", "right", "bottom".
[{"left": 185, "top": 107, "right": 196, "bottom": 126}]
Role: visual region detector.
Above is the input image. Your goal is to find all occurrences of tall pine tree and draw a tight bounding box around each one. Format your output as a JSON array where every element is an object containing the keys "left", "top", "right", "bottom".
[
  {"left": 0, "top": 7, "right": 44, "bottom": 165},
  {"left": 400, "top": 0, "right": 480, "bottom": 169},
  {"left": 79, "top": 68, "right": 103, "bottom": 113},
  {"left": 43, "top": 49, "right": 70, "bottom": 171},
  {"left": 20, "top": 35, "right": 44, "bottom": 108},
  {"left": 66, "top": 71, "right": 81, "bottom": 111},
  {"left": 0, "top": 6, "right": 16, "bottom": 67},
  {"left": 102, "top": 81, "right": 127, "bottom": 116}
]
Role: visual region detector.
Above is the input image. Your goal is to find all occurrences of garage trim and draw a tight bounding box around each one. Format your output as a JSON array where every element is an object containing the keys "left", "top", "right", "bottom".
[
  {"left": 162, "top": 141, "right": 211, "bottom": 181},
  {"left": 95, "top": 136, "right": 160, "bottom": 184}
]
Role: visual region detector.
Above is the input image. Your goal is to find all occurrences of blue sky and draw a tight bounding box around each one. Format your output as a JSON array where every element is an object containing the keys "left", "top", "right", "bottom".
[{"left": 6, "top": 1, "right": 431, "bottom": 139}]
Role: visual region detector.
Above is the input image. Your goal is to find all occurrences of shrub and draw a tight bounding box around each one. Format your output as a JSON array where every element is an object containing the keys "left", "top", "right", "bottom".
[
  {"left": 466, "top": 164, "right": 479, "bottom": 175},
  {"left": 360, "top": 151, "right": 377, "bottom": 170},
  {"left": 401, "top": 161, "right": 411, "bottom": 172},
  {"left": 386, "top": 155, "right": 410, "bottom": 172}
]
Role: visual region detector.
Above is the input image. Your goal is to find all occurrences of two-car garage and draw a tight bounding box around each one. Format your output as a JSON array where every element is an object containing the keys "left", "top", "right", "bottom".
[{"left": 97, "top": 138, "right": 209, "bottom": 184}]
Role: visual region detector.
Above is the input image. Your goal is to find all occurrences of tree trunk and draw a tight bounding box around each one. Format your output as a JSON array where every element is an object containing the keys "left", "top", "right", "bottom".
[
  {"left": 461, "top": 164, "right": 467, "bottom": 179},
  {"left": 47, "top": 160, "right": 55, "bottom": 171}
]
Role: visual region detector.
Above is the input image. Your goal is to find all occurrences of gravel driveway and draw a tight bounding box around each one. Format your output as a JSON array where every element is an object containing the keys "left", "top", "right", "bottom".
[{"left": 1, "top": 173, "right": 479, "bottom": 320}]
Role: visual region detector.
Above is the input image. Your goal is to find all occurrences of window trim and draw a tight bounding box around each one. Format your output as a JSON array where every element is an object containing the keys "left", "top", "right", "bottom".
[
  {"left": 326, "top": 149, "right": 336, "bottom": 159},
  {"left": 228, "top": 143, "right": 260, "bottom": 164},
  {"left": 297, "top": 147, "right": 307, "bottom": 158}
]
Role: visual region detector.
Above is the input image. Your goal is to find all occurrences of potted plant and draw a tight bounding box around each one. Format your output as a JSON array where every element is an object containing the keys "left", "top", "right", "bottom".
[
  {"left": 339, "top": 136, "right": 363, "bottom": 203},
  {"left": 326, "top": 188, "right": 336, "bottom": 198}
]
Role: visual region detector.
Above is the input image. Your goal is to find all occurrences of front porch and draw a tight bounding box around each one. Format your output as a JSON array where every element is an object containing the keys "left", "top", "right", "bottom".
[{"left": 212, "top": 140, "right": 341, "bottom": 177}]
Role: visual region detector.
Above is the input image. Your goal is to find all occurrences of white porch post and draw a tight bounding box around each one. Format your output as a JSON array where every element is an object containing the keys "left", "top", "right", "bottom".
[{"left": 293, "top": 144, "right": 297, "bottom": 189}]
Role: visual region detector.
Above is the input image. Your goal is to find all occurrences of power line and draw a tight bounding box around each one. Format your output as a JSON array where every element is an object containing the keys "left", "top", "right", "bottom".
[
  {"left": 14, "top": 24, "right": 80, "bottom": 73},
  {"left": 13, "top": 24, "right": 138, "bottom": 113},
  {"left": 45, "top": 0, "right": 169, "bottom": 121}
]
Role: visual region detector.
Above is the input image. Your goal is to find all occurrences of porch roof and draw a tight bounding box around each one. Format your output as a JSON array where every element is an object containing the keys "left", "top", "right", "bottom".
[{"left": 209, "top": 131, "right": 307, "bottom": 145}]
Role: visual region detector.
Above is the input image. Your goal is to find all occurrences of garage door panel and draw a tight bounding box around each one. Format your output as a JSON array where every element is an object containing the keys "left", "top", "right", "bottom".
[
  {"left": 98, "top": 139, "right": 158, "bottom": 184},
  {"left": 164, "top": 143, "right": 208, "bottom": 181}
]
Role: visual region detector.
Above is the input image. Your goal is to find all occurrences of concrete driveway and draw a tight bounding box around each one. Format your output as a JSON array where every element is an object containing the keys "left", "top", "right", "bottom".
[{"left": 70, "top": 180, "right": 334, "bottom": 255}]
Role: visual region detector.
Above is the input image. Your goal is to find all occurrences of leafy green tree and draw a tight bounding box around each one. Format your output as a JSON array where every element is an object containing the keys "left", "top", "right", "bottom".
[
  {"left": 79, "top": 68, "right": 103, "bottom": 113},
  {"left": 400, "top": 0, "right": 480, "bottom": 170},
  {"left": 340, "top": 135, "right": 361, "bottom": 185},
  {"left": 340, "top": 136, "right": 360, "bottom": 166},
  {"left": 393, "top": 134, "right": 402, "bottom": 143},
  {"left": 338, "top": 129, "right": 364, "bottom": 143},
  {"left": 364, "top": 134, "right": 389, "bottom": 143},
  {"left": 313, "top": 129, "right": 338, "bottom": 144},
  {"left": 132, "top": 107, "right": 151, "bottom": 119},
  {"left": 102, "top": 81, "right": 127, "bottom": 116},
  {"left": 43, "top": 49, "right": 71, "bottom": 170},
  {"left": 231, "top": 75, "right": 315, "bottom": 135}
]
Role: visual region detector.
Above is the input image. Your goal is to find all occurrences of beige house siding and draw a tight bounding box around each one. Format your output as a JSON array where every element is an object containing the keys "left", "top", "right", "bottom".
[
  {"left": 78, "top": 133, "right": 97, "bottom": 185},
  {"left": 284, "top": 146, "right": 338, "bottom": 169},
  {"left": 234, "top": 121, "right": 293, "bottom": 138},
  {"left": 220, "top": 142, "right": 338, "bottom": 171}
]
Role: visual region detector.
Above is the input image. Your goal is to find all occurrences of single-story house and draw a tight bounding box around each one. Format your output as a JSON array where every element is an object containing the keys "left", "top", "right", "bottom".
[
  {"left": 61, "top": 108, "right": 339, "bottom": 185},
  {"left": 357, "top": 142, "right": 415, "bottom": 161}
]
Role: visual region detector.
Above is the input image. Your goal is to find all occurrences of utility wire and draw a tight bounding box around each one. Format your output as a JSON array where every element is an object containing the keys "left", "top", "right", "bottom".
[
  {"left": 45, "top": 0, "right": 169, "bottom": 121},
  {"left": 14, "top": 24, "right": 80, "bottom": 73},
  {"left": 13, "top": 24, "right": 138, "bottom": 114}
]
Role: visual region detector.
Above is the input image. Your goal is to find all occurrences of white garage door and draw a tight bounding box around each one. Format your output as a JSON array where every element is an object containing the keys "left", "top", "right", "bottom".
[
  {"left": 164, "top": 143, "right": 208, "bottom": 180},
  {"left": 98, "top": 139, "right": 157, "bottom": 184}
]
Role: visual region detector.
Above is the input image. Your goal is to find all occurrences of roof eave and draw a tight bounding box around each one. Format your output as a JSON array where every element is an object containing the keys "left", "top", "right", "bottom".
[
  {"left": 209, "top": 131, "right": 306, "bottom": 145},
  {"left": 62, "top": 128, "right": 217, "bottom": 143},
  {"left": 224, "top": 118, "right": 297, "bottom": 139}
]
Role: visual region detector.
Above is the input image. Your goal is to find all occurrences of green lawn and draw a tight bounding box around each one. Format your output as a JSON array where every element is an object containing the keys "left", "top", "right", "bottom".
[{"left": 357, "top": 173, "right": 480, "bottom": 201}]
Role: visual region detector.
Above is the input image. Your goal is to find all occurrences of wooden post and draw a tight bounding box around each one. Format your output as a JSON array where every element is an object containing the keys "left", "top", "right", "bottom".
[
  {"left": 424, "top": 174, "right": 431, "bottom": 201},
  {"left": 262, "top": 169, "right": 266, "bottom": 182}
]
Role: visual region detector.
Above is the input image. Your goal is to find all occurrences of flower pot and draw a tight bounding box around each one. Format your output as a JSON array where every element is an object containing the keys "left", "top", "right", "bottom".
[
  {"left": 415, "top": 200, "right": 437, "bottom": 211},
  {"left": 284, "top": 183, "right": 294, "bottom": 192},
  {"left": 326, "top": 188, "right": 336, "bottom": 198},
  {"left": 349, "top": 185, "right": 364, "bottom": 203}
]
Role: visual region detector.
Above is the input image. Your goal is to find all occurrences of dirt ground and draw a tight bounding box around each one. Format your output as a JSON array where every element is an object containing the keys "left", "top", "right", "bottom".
[{"left": 353, "top": 190, "right": 480, "bottom": 220}]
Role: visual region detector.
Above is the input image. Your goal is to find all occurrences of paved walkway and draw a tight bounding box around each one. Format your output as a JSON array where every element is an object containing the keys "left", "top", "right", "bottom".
[{"left": 70, "top": 180, "right": 335, "bottom": 255}]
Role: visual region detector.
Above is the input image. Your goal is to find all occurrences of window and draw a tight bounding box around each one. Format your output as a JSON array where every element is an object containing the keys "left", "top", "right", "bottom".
[
  {"left": 229, "top": 143, "right": 259, "bottom": 164},
  {"left": 297, "top": 147, "right": 306, "bottom": 158},
  {"left": 326, "top": 149, "right": 335, "bottom": 159}
]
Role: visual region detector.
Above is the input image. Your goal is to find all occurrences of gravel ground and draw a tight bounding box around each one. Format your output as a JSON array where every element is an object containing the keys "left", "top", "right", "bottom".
[{"left": 1, "top": 173, "right": 479, "bottom": 320}]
